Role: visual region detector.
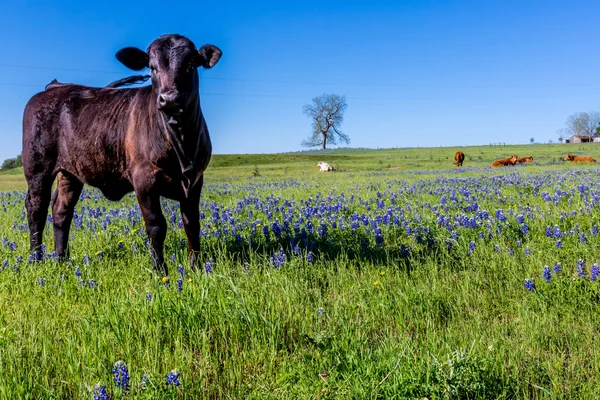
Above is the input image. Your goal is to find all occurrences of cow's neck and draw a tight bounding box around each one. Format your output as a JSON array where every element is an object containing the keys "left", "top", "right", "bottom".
[{"left": 157, "top": 96, "right": 206, "bottom": 197}]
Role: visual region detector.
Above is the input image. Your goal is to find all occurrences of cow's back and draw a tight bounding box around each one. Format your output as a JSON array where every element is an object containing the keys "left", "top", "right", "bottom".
[{"left": 22, "top": 84, "right": 149, "bottom": 198}]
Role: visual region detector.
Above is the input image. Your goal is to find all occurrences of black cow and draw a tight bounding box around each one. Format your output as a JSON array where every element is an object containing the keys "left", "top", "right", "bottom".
[{"left": 22, "top": 34, "right": 222, "bottom": 275}]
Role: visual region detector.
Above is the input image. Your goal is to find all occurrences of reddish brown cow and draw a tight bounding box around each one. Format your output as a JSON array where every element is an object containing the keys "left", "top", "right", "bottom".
[
  {"left": 454, "top": 151, "right": 465, "bottom": 167},
  {"left": 22, "top": 34, "right": 222, "bottom": 275},
  {"left": 491, "top": 154, "right": 518, "bottom": 168},
  {"left": 564, "top": 154, "right": 597, "bottom": 163},
  {"left": 516, "top": 156, "right": 534, "bottom": 163}
]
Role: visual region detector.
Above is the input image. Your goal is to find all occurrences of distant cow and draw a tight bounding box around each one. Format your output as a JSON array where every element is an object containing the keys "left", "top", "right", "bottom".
[
  {"left": 454, "top": 151, "right": 465, "bottom": 167},
  {"left": 516, "top": 156, "right": 534, "bottom": 163},
  {"left": 22, "top": 34, "right": 222, "bottom": 275},
  {"left": 317, "top": 161, "right": 334, "bottom": 172},
  {"left": 491, "top": 154, "right": 518, "bottom": 168},
  {"left": 563, "top": 154, "right": 597, "bottom": 163}
]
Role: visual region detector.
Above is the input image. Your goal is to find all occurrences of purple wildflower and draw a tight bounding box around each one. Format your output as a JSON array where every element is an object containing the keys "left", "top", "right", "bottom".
[
  {"left": 112, "top": 361, "right": 130, "bottom": 390},
  {"left": 166, "top": 369, "right": 181, "bottom": 386},
  {"left": 524, "top": 279, "right": 535, "bottom": 291},
  {"left": 542, "top": 266, "right": 551, "bottom": 283}
]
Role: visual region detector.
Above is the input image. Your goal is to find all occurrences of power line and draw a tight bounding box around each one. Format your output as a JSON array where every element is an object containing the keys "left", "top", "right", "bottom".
[{"left": 1, "top": 62, "right": 596, "bottom": 89}]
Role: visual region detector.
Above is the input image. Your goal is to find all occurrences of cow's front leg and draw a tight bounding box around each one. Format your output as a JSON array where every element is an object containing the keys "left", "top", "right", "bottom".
[
  {"left": 133, "top": 174, "right": 168, "bottom": 275},
  {"left": 180, "top": 178, "right": 203, "bottom": 269}
]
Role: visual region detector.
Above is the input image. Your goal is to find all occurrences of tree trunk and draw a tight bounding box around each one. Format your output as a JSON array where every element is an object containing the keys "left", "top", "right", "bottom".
[{"left": 322, "top": 133, "right": 327, "bottom": 149}]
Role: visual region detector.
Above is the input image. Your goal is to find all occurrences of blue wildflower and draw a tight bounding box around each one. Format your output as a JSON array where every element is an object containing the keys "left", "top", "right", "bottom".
[
  {"left": 555, "top": 240, "right": 562, "bottom": 249},
  {"left": 580, "top": 233, "right": 587, "bottom": 243},
  {"left": 37, "top": 277, "right": 46, "bottom": 286},
  {"left": 524, "top": 279, "right": 535, "bottom": 291},
  {"left": 89, "top": 279, "right": 98, "bottom": 289},
  {"left": 177, "top": 279, "right": 183, "bottom": 292},
  {"left": 524, "top": 247, "right": 530, "bottom": 256},
  {"left": 112, "top": 361, "right": 130, "bottom": 390},
  {"left": 146, "top": 291, "right": 153, "bottom": 302},
  {"left": 468, "top": 241, "right": 475, "bottom": 255},
  {"left": 554, "top": 263, "right": 561, "bottom": 273},
  {"left": 307, "top": 252, "right": 315, "bottom": 263},
  {"left": 177, "top": 264, "right": 185, "bottom": 277},
  {"left": 204, "top": 259, "right": 214, "bottom": 274},
  {"left": 75, "top": 267, "right": 81, "bottom": 278},
  {"left": 83, "top": 254, "right": 90, "bottom": 265},
  {"left": 166, "top": 369, "right": 181, "bottom": 386},
  {"left": 577, "top": 259, "right": 586, "bottom": 278},
  {"left": 92, "top": 384, "right": 109, "bottom": 400},
  {"left": 271, "top": 249, "right": 287, "bottom": 268},
  {"left": 592, "top": 263, "right": 599, "bottom": 281},
  {"left": 542, "top": 266, "right": 551, "bottom": 283},
  {"left": 170, "top": 254, "right": 176, "bottom": 263}
]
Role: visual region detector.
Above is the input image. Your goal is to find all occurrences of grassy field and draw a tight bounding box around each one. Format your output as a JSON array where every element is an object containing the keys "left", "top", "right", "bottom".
[{"left": 1, "top": 144, "right": 600, "bottom": 398}]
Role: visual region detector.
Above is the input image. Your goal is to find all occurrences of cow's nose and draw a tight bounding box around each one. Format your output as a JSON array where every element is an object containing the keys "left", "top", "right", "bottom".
[{"left": 158, "top": 92, "right": 181, "bottom": 110}]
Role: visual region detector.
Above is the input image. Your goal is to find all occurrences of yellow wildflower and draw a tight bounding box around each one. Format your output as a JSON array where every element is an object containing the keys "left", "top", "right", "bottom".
[{"left": 162, "top": 277, "right": 169, "bottom": 283}]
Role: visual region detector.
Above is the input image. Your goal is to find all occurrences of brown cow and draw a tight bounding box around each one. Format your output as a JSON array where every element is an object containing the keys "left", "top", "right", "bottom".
[
  {"left": 563, "top": 154, "right": 597, "bottom": 163},
  {"left": 516, "top": 156, "right": 534, "bottom": 163},
  {"left": 454, "top": 151, "right": 465, "bottom": 167},
  {"left": 491, "top": 154, "right": 518, "bottom": 168},
  {"left": 22, "top": 34, "right": 222, "bottom": 275}
]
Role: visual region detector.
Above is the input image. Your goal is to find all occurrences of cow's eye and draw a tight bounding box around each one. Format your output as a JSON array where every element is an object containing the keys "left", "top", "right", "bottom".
[{"left": 187, "top": 64, "right": 196, "bottom": 72}]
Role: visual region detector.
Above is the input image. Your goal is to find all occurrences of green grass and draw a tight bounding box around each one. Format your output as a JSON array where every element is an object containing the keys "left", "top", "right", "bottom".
[{"left": 1, "top": 144, "right": 600, "bottom": 398}]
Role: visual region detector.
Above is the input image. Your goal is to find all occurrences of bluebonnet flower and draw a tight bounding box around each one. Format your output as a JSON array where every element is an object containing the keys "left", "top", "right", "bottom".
[
  {"left": 166, "top": 369, "right": 181, "bottom": 386},
  {"left": 92, "top": 384, "right": 109, "bottom": 400},
  {"left": 204, "top": 259, "right": 214, "bottom": 274},
  {"left": 78, "top": 280, "right": 86, "bottom": 286},
  {"left": 112, "top": 361, "right": 130, "bottom": 390},
  {"left": 468, "top": 241, "right": 476, "bottom": 255},
  {"left": 577, "top": 259, "right": 586, "bottom": 278},
  {"left": 75, "top": 267, "right": 82, "bottom": 278},
  {"left": 177, "top": 265, "right": 185, "bottom": 277},
  {"left": 494, "top": 244, "right": 501, "bottom": 253},
  {"left": 146, "top": 291, "right": 153, "bottom": 302},
  {"left": 592, "top": 263, "right": 599, "bottom": 281},
  {"left": 521, "top": 224, "right": 529, "bottom": 235},
  {"left": 580, "top": 233, "right": 587, "bottom": 243},
  {"left": 554, "top": 263, "right": 561, "bottom": 273},
  {"left": 89, "top": 279, "right": 98, "bottom": 289},
  {"left": 317, "top": 307, "right": 326, "bottom": 317},
  {"left": 524, "top": 279, "right": 535, "bottom": 291},
  {"left": 545, "top": 226, "right": 552, "bottom": 237},
  {"left": 374, "top": 227, "right": 384, "bottom": 245},
  {"left": 524, "top": 247, "right": 530, "bottom": 256},
  {"left": 243, "top": 262, "right": 249, "bottom": 273},
  {"left": 553, "top": 225, "right": 561, "bottom": 238},
  {"left": 177, "top": 279, "right": 183, "bottom": 292},
  {"left": 37, "top": 277, "right": 46, "bottom": 286},
  {"left": 293, "top": 244, "right": 301, "bottom": 255},
  {"left": 117, "top": 241, "right": 124, "bottom": 250},
  {"left": 8, "top": 242, "right": 16, "bottom": 251},
  {"left": 271, "top": 249, "right": 287, "bottom": 268},
  {"left": 83, "top": 254, "right": 90, "bottom": 265},
  {"left": 170, "top": 254, "right": 176, "bottom": 263},
  {"left": 592, "top": 225, "right": 599, "bottom": 236},
  {"left": 555, "top": 240, "right": 563, "bottom": 249},
  {"left": 542, "top": 266, "right": 551, "bottom": 283},
  {"left": 307, "top": 252, "right": 315, "bottom": 263}
]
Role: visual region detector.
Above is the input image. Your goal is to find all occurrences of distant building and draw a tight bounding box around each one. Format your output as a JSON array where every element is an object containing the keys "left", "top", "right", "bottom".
[{"left": 565, "top": 135, "right": 600, "bottom": 143}]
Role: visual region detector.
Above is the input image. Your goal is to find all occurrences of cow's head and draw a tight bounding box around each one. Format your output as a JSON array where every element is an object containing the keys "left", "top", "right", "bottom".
[
  {"left": 115, "top": 34, "right": 221, "bottom": 117},
  {"left": 510, "top": 155, "right": 518, "bottom": 163},
  {"left": 564, "top": 154, "right": 574, "bottom": 161}
]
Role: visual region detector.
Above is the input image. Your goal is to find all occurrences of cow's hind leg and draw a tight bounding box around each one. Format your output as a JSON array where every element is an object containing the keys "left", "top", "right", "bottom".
[
  {"left": 25, "top": 173, "right": 55, "bottom": 260},
  {"left": 52, "top": 172, "right": 84, "bottom": 260}
]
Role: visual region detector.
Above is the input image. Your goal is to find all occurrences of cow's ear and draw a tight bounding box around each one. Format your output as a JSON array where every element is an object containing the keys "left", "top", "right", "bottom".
[
  {"left": 116, "top": 47, "right": 149, "bottom": 71},
  {"left": 197, "top": 45, "right": 222, "bottom": 68}
]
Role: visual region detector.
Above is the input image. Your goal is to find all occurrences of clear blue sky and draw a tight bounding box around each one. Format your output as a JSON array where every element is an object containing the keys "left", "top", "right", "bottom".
[{"left": 1, "top": 0, "right": 599, "bottom": 162}]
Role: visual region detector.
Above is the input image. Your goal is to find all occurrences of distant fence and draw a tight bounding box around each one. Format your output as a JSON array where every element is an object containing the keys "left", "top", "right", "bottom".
[{"left": 489, "top": 143, "right": 506, "bottom": 147}]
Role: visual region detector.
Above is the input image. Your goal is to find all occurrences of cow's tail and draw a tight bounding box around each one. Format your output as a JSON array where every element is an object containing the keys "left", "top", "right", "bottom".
[{"left": 107, "top": 75, "right": 151, "bottom": 88}]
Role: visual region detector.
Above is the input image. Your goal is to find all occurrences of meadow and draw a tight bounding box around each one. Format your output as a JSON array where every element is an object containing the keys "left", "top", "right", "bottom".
[{"left": 1, "top": 143, "right": 600, "bottom": 399}]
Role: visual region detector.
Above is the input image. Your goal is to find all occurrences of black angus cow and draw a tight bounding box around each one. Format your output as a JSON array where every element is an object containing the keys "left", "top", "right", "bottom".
[{"left": 22, "top": 34, "right": 222, "bottom": 275}]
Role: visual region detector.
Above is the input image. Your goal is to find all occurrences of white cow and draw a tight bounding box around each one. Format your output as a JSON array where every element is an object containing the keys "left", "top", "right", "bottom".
[{"left": 317, "top": 161, "right": 334, "bottom": 172}]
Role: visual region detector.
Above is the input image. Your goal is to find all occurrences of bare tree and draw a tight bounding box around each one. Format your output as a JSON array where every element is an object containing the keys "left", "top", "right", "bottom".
[
  {"left": 302, "top": 93, "right": 349, "bottom": 149},
  {"left": 557, "top": 128, "right": 568, "bottom": 143},
  {"left": 564, "top": 111, "right": 600, "bottom": 139}
]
